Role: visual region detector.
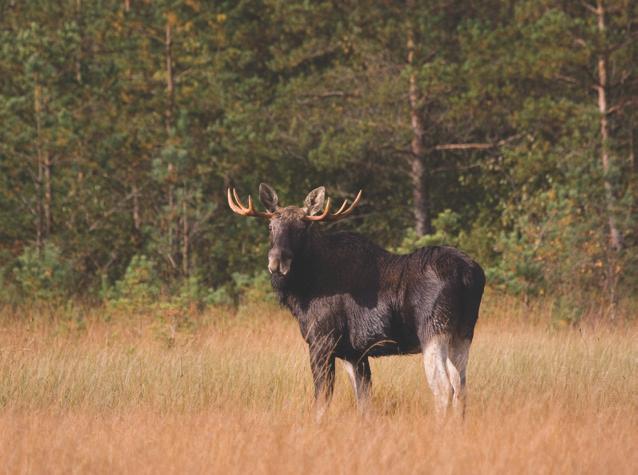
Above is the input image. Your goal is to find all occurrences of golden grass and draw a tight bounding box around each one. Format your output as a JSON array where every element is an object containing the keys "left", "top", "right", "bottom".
[{"left": 0, "top": 298, "right": 636, "bottom": 474}]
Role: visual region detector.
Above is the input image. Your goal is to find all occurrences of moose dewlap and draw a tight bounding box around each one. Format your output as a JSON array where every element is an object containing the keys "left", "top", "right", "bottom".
[{"left": 228, "top": 183, "right": 485, "bottom": 419}]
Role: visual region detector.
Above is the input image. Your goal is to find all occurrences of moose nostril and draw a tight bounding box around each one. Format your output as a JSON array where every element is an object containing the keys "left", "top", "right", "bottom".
[
  {"left": 279, "top": 260, "right": 291, "bottom": 275},
  {"left": 268, "top": 256, "right": 279, "bottom": 274}
]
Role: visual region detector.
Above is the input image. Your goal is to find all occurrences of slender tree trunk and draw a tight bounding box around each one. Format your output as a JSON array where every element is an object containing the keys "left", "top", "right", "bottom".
[
  {"left": 596, "top": 0, "right": 623, "bottom": 252},
  {"left": 43, "top": 153, "right": 52, "bottom": 238},
  {"left": 167, "top": 166, "right": 175, "bottom": 269},
  {"left": 35, "top": 164, "right": 43, "bottom": 252},
  {"left": 165, "top": 17, "right": 175, "bottom": 136},
  {"left": 165, "top": 15, "right": 177, "bottom": 270},
  {"left": 182, "top": 195, "right": 189, "bottom": 276},
  {"left": 124, "top": 0, "right": 130, "bottom": 12},
  {"left": 595, "top": 0, "right": 622, "bottom": 319},
  {"left": 34, "top": 81, "right": 44, "bottom": 252},
  {"left": 132, "top": 184, "right": 141, "bottom": 231},
  {"left": 75, "top": 0, "right": 82, "bottom": 83},
  {"left": 406, "top": 5, "right": 432, "bottom": 236},
  {"left": 34, "top": 80, "right": 52, "bottom": 246},
  {"left": 630, "top": 122, "right": 636, "bottom": 174}
]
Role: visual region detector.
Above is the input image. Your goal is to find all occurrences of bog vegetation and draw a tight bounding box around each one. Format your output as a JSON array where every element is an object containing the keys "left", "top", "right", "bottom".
[
  {"left": 0, "top": 1, "right": 637, "bottom": 322},
  {"left": 0, "top": 302, "right": 637, "bottom": 473}
]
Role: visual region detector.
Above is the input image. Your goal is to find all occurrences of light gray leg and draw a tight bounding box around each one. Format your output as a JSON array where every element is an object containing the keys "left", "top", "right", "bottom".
[
  {"left": 342, "top": 357, "right": 371, "bottom": 412},
  {"left": 447, "top": 338, "right": 471, "bottom": 419},
  {"left": 423, "top": 334, "right": 453, "bottom": 418}
]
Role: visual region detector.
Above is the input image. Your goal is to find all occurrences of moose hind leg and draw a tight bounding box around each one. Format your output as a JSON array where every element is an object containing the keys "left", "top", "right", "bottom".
[
  {"left": 447, "top": 338, "right": 471, "bottom": 418},
  {"left": 423, "top": 334, "right": 453, "bottom": 418},
  {"left": 342, "top": 357, "right": 371, "bottom": 412}
]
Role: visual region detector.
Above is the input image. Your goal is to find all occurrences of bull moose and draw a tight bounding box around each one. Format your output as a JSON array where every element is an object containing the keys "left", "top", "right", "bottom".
[{"left": 227, "top": 184, "right": 485, "bottom": 419}]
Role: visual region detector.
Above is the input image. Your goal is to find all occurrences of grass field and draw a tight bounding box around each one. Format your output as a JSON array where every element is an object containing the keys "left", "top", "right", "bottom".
[{"left": 0, "top": 297, "right": 636, "bottom": 474}]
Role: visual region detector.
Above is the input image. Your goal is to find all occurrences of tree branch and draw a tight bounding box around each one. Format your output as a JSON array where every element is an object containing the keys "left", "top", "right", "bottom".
[
  {"left": 434, "top": 143, "right": 494, "bottom": 151},
  {"left": 433, "top": 135, "right": 521, "bottom": 152}
]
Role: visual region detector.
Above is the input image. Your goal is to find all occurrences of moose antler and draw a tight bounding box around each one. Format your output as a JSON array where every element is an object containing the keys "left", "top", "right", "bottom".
[
  {"left": 301, "top": 198, "right": 332, "bottom": 221},
  {"left": 228, "top": 186, "right": 362, "bottom": 222},
  {"left": 227, "top": 188, "right": 274, "bottom": 219},
  {"left": 302, "top": 190, "right": 363, "bottom": 222}
]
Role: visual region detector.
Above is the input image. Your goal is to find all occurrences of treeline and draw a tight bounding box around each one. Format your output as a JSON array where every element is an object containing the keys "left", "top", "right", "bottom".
[{"left": 0, "top": 1, "right": 636, "bottom": 319}]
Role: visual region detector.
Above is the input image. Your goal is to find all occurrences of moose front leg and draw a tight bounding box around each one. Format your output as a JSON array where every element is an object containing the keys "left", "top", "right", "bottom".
[{"left": 309, "top": 344, "right": 335, "bottom": 421}]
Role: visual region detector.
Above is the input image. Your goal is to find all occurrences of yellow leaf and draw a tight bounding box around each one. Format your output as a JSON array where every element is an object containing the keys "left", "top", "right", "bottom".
[{"left": 185, "top": 0, "right": 200, "bottom": 11}]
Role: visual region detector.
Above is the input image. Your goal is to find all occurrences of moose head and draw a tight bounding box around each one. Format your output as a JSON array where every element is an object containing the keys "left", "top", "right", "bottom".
[{"left": 227, "top": 184, "right": 362, "bottom": 276}]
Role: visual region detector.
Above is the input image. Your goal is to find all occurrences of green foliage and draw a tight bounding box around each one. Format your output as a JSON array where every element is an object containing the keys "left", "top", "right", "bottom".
[
  {"left": 550, "top": 295, "right": 586, "bottom": 327},
  {"left": 486, "top": 228, "right": 545, "bottom": 298},
  {"left": 107, "top": 255, "right": 160, "bottom": 311},
  {"left": 172, "top": 274, "right": 233, "bottom": 309},
  {"left": 205, "top": 285, "right": 235, "bottom": 308},
  {"left": 232, "top": 271, "right": 276, "bottom": 306},
  {"left": 0, "top": 0, "right": 636, "bottom": 317},
  {"left": 12, "top": 243, "right": 73, "bottom": 303},
  {"left": 393, "top": 210, "right": 462, "bottom": 254}
]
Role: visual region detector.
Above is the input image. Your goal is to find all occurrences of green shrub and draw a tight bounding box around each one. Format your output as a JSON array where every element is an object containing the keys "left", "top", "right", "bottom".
[
  {"left": 205, "top": 285, "right": 234, "bottom": 307},
  {"left": 392, "top": 209, "right": 462, "bottom": 254},
  {"left": 0, "top": 263, "right": 17, "bottom": 305},
  {"left": 107, "top": 255, "right": 160, "bottom": 310},
  {"left": 173, "top": 274, "right": 233, "bottom": 309},
  {"left": 232, "top": 271, "right": 276, "bottom": 305},
  {"left": 550, "top": 295, "right": 585, "bottom": 327},
  {"left": 13, "top": 243, "right": 73, "bottom": 303}
]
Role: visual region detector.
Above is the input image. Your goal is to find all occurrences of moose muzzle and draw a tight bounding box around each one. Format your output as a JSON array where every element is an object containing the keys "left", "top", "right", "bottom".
[{"left": 268, "top": 249, "right": 292, "bottom": 275}]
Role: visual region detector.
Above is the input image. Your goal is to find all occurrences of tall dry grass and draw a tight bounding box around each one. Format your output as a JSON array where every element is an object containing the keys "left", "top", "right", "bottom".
[{"left": 0, "top": 297, "right": 636, "bottom": 474}]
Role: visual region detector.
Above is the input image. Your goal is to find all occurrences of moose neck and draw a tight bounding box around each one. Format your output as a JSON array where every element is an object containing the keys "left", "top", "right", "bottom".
[
  {"left": 270, "top": 226, "right": 385, "bottom": 317},
  {"left": 269, "top": 226, "right": 334, "bottom": 311}
]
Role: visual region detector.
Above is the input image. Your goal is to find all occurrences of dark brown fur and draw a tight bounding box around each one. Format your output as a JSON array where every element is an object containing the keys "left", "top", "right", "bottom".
[{"left": 239, "top": 184, "right": 485, "bottom": 414}]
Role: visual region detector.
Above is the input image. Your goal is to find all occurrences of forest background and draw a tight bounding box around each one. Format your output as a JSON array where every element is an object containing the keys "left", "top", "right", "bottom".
[{"left": 1, "top": 0, "right": 637, "bottom": 322}]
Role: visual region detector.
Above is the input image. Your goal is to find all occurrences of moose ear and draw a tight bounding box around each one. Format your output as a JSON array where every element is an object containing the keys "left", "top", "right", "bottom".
[
  {"left": 303, "top": 186, "right": 326, "bottom": 216},
  {"left": 259, "top": 183, "right": 279, "bottom": 212}
]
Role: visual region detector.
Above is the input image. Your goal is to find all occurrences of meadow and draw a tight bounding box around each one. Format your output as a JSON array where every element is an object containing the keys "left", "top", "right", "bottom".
[{"left": 0, "top": 296, "right": 636, "bottom": 475}]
